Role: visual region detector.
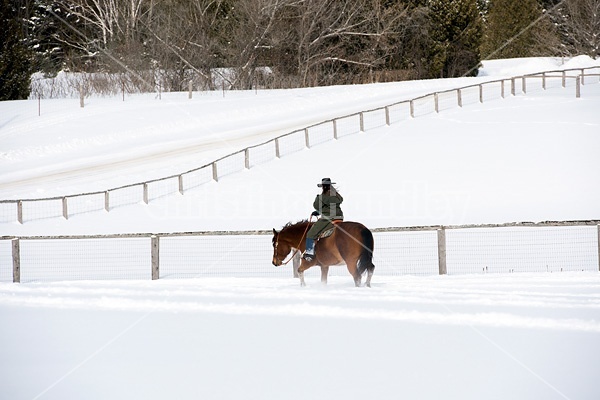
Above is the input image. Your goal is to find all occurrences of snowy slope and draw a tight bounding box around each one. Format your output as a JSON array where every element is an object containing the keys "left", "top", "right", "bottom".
[
  {"left": 0, "top": 58, "right": 599, "bottom": 400},
  {"left": 1, "top": 57, "right": 599, "bottom": 236}
]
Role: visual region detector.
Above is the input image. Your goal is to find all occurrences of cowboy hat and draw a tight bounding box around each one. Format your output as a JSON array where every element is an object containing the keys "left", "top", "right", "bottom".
[{"left": 317, "top": 178, "right": 336, "bottom": 187}]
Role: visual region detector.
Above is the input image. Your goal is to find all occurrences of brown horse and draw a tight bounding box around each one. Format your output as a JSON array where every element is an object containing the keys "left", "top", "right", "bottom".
[{"left": 272, "top": 220, "right": 375, "bottom": 287}]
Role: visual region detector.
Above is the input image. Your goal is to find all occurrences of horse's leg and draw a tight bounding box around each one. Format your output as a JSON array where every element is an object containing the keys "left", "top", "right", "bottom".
[
  {"left": 298, "top": 261, "right": 313, "bottom": 287},
  {"left": 346, "top": 260, "right": 361, "bottom": 287},
  {"left": 365, "top": 268, "right": 374, "bottom": 288},
  {"left": 298, "top": 270, "right": 306, "bottom": 287},
  {"left": 320, "top": 266, "right": 329, "bottom": 285}
]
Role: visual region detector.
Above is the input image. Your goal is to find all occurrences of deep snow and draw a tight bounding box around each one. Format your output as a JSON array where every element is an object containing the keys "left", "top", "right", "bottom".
[{"left": 0, "top": 57, "right": 599, "bottom": 400}]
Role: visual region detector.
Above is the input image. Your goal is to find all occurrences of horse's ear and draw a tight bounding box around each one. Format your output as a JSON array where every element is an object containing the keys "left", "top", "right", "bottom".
[{"left": 273, "top": 228, "right": 278, "bottom": 235}]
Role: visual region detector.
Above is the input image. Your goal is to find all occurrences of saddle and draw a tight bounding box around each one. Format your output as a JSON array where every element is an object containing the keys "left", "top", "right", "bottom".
[{"left": 317, "top": 220, "right": 342, "bottom": 240}]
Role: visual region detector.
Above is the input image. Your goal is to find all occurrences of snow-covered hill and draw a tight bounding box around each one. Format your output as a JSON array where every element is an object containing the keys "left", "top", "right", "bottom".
[
  {"left": 1, "top": 57, "right": 600, "bottom": 400},
  {"left": 1, "top": 57, "right": 599, "bottom": 236}
]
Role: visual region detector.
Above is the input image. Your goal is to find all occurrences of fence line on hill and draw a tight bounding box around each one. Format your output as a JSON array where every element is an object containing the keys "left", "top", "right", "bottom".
[
  {"left": 1, "top": 66, "right": 599, "bottom": 225},
  {"left": 1, "top": 220, "right": 599, "bottom": 283}
]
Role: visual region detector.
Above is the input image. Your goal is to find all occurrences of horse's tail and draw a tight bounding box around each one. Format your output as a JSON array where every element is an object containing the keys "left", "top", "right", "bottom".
[{"left": 357, "top": 227, "right": 375, "bottom": 276}]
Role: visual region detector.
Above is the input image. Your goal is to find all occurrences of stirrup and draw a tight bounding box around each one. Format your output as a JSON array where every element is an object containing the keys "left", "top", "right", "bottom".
[{"left": 302, "top": 252, "right": 314, "bottom": 262}]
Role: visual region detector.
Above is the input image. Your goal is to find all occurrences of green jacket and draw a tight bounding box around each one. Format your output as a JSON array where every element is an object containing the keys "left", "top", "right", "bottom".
[{"left": 313, "top": 190, "right": 344, "bottom": 220}]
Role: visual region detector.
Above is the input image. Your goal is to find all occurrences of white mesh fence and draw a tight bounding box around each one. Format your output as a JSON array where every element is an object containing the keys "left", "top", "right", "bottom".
[
  {"left": 68, "top": 193, "right": 106, "bottom": 216},
  {"left": 412, "top": 94, "right": 435, "bottom": 117},
  {"left": 460, "top": 85, "right": 481, "bottom": 106},
  {"left": 277, "top": 130, "right": 306, "bottom": 157},
  {"left": 182, "top": 166, "right": 213, "bottom": 192},
  {"left": 335, "top": 114, "right": 361, "bottom": 138},
  {"left": 160, "top": 235, "right": 288, "bottom": 279},
  {"left": 147, "top": 176, "right": 179, "bottom": 201},
  {"left": 215, "top": 151, "right": 245, "bottom": 179},
  {"left": 387, "top": 101, "right": 410, "bottom": 125},
  {"left": 307, "top": 122, "right": 334, "bottom": 147},
  {"left": 437, "top": 90, "right": 459, "bottom": 112},
  {"left": 22, "top": 198, "right": 63, "bottom": 222},
  {"left": 0, "top": 239, "right": 12, "bottom": 282},
  {"left": 481, "top": 81, "right": 504, "bottom": 102},
  {"left": 446, "top": 226, "right": 599, "bottom": 274},
  {"left": 109, "top": 185, "right": 143, "bottom": 209},
  {"left": 11, "top": 238, "right": 150, "bottom": 282},
  {"left": 2, "top": 223, "right": 597, "bottom": 283},
  {"left": 362, "top": 109, "right": 387, "bottom": 131},
  {"left": 248, "top": 141, "right": 276, "bottom": 167},
  {"left": 0, "top": 203, "right": 17, "bottom": 224}
]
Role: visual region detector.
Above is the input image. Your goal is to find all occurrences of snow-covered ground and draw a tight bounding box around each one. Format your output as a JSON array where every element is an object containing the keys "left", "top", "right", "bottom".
[
  {"left": 1, "top": 57, "right": 599, "bottom": 399},
  {"left": 1, "top": 274, "right": 599, "bottom": 400}
]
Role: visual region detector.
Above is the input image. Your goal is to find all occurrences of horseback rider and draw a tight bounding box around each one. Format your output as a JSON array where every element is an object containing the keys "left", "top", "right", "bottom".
[{"left": 303, "top": 178, "right": 344, "bottom": 262}]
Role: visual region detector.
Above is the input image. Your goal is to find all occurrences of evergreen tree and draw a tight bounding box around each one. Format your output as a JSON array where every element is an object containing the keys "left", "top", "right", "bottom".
[
  {"left": 428, "top": 0, "right": 483, "bottom": 78},
  {"left": 481, "top": 0, "right": 558, "bottom": 59},
  {"left": 0, "top": 0, "right": 34, "bottom": 100}
]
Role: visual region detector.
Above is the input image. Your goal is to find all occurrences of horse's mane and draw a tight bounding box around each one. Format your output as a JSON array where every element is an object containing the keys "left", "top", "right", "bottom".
[{"left": 281, "top": 219, "right": 311, "bottom": 231}]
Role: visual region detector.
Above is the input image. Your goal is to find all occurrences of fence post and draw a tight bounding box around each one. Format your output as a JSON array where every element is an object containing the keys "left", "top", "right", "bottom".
[
  {"left": 457, "top": 89, "right": 462, "bottom": 107},
  {"left": 275, "top": 138, "right": 281, "bottom": 158},
  {"left": 17, "top": 201, "right": 23, "bottom": 224},
  {"left": 333, "top": 119, "right": 338, "bottom": 139},
  {"left": 576, "top": 76, "right": 581, "bottom": 98},
  {"left": 542, "top": 72, "right": 546, "bottom": 90},
  {"left": 62, "top": 197, "right": 68, "bottom": 220},
  {"left": 292, "top": 251, "right": 301, "bottom": 278},
  {"left": 178, "top": 175, "right": 184, "bottom": 194},
  {"left": 410, "top": 100, "right": 415, "bottom": 118},
  {"left": 434, "top": 93, "right": 439, "bottom": 112},
  {"left": 511, "top": 78, "right": 516, "bottom": 96},
  {"left": 244, "top": 149, "right": 250, "bottom": 169},
  {"left": 385, "top": 107, "right": 390, "bottom": 126},
  {"left": 598, "top": 225, "right": 600, "bottom": 272},
  {"left": 143, "top": 183, "right": 149, "bottom": 204},
  {"left": 522, "top": 77, "right": 527, "bottom": 94},
  {"left": 437, "top": 227, "right": 447, "bottom": 275},
  {"left": 104, "top": 191, "right": 110, "bottom": 212},
  {"left": 212, "top": 162, "right": 218, "bottom": 182},
  {"left": 79, "top": 84, "right": 84, "bottom": 108},
  {"left": 12, "top": 238, "right": 20, "bottom": 283},
  {"left": 581, "top": 69, "right": 585, "bottom": 84},
  {"left": 188, "top": 80, "right": 193, "bottom": 99},
  {"left": 501, "top": 80, "right": 505, "bottom": 98},
  {"left": 151, "top": 235, "right": 160, "bottom": 280},
  {"left": 359, "top": 112, "right": 365, "bottom": 132},
  {"left": 305, "top": 128, "right": 310, "bottom": 148},
  {"left": 562, "top": 71, "right": 566, "bottom": 87},
  {"left": 479, "top": 85, "right": 483, "bottom": 103}
]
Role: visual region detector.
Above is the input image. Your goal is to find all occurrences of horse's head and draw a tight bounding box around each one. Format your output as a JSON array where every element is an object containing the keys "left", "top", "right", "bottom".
[{"left": 272, "top": 228, "right": 292, "bottom": 266}]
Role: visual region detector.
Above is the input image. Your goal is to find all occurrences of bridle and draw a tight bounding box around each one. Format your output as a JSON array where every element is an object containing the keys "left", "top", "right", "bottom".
[{"left": 273, "top": 215, "right": 313, "bottom": 266}]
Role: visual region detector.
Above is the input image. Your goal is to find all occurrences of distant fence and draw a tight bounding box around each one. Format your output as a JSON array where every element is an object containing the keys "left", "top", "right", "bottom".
[
  {"left": 1, "top": 66, "right": 599, "bottom": 224},
  {"left": 1, "top": 220, "right": 598, "bottom": 283}
]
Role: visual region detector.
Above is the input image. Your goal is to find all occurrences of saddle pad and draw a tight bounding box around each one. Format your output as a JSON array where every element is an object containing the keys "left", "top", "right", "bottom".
[{"left": 318, "top": 227, "right": 335, "bottom": 240}]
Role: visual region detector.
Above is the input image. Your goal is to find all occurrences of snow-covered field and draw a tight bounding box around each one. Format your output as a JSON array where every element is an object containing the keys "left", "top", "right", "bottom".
[
  {"left": 1, "top": 57, "right": 600, "bottom": 399},
  {"left": 1, "top": 273, "right": 599, "bottom": 400}
]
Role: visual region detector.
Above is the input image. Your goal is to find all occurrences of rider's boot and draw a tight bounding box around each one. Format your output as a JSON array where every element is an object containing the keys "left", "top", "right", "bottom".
[{"left": 303, "top": 238, "right": 315, "bottom": 262}]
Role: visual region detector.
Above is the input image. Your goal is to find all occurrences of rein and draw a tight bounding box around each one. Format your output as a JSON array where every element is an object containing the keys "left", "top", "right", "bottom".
[{"left": 276, "top": 215, "right": 313, "bottom": 266}]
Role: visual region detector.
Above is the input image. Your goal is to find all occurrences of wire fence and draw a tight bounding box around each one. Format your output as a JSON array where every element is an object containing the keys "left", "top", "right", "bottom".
[
  {"left": 1, "top": 221, "right": 598, "bottom": 283},
  {"left": 2, "top": 67, "right": 599, "bottom": 225}
]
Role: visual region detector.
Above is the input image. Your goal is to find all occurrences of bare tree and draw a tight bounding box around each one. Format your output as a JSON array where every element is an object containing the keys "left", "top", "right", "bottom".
[{"left": 553, "top": 0, "right": 600, "bottom": 57}]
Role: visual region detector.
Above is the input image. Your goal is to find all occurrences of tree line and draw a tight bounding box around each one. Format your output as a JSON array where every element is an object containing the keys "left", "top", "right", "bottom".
[{"left": 2, "top": 0, "right": 599, "bottom": 100}]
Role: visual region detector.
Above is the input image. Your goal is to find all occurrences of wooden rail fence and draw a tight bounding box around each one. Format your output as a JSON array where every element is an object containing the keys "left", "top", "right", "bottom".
[{"left": 2, "top": 220, "right": 599, "bottom": 283}]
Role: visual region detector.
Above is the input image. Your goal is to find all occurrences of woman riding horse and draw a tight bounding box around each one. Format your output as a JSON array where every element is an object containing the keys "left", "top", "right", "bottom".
[{"left": 303, "top": 178, "right": 343, "bottom": 262}]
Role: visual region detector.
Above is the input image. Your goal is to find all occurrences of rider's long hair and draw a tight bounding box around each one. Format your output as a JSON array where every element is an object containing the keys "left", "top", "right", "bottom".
[{"left": 321, "top": 184, "right": 340, "bottom": 196}]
